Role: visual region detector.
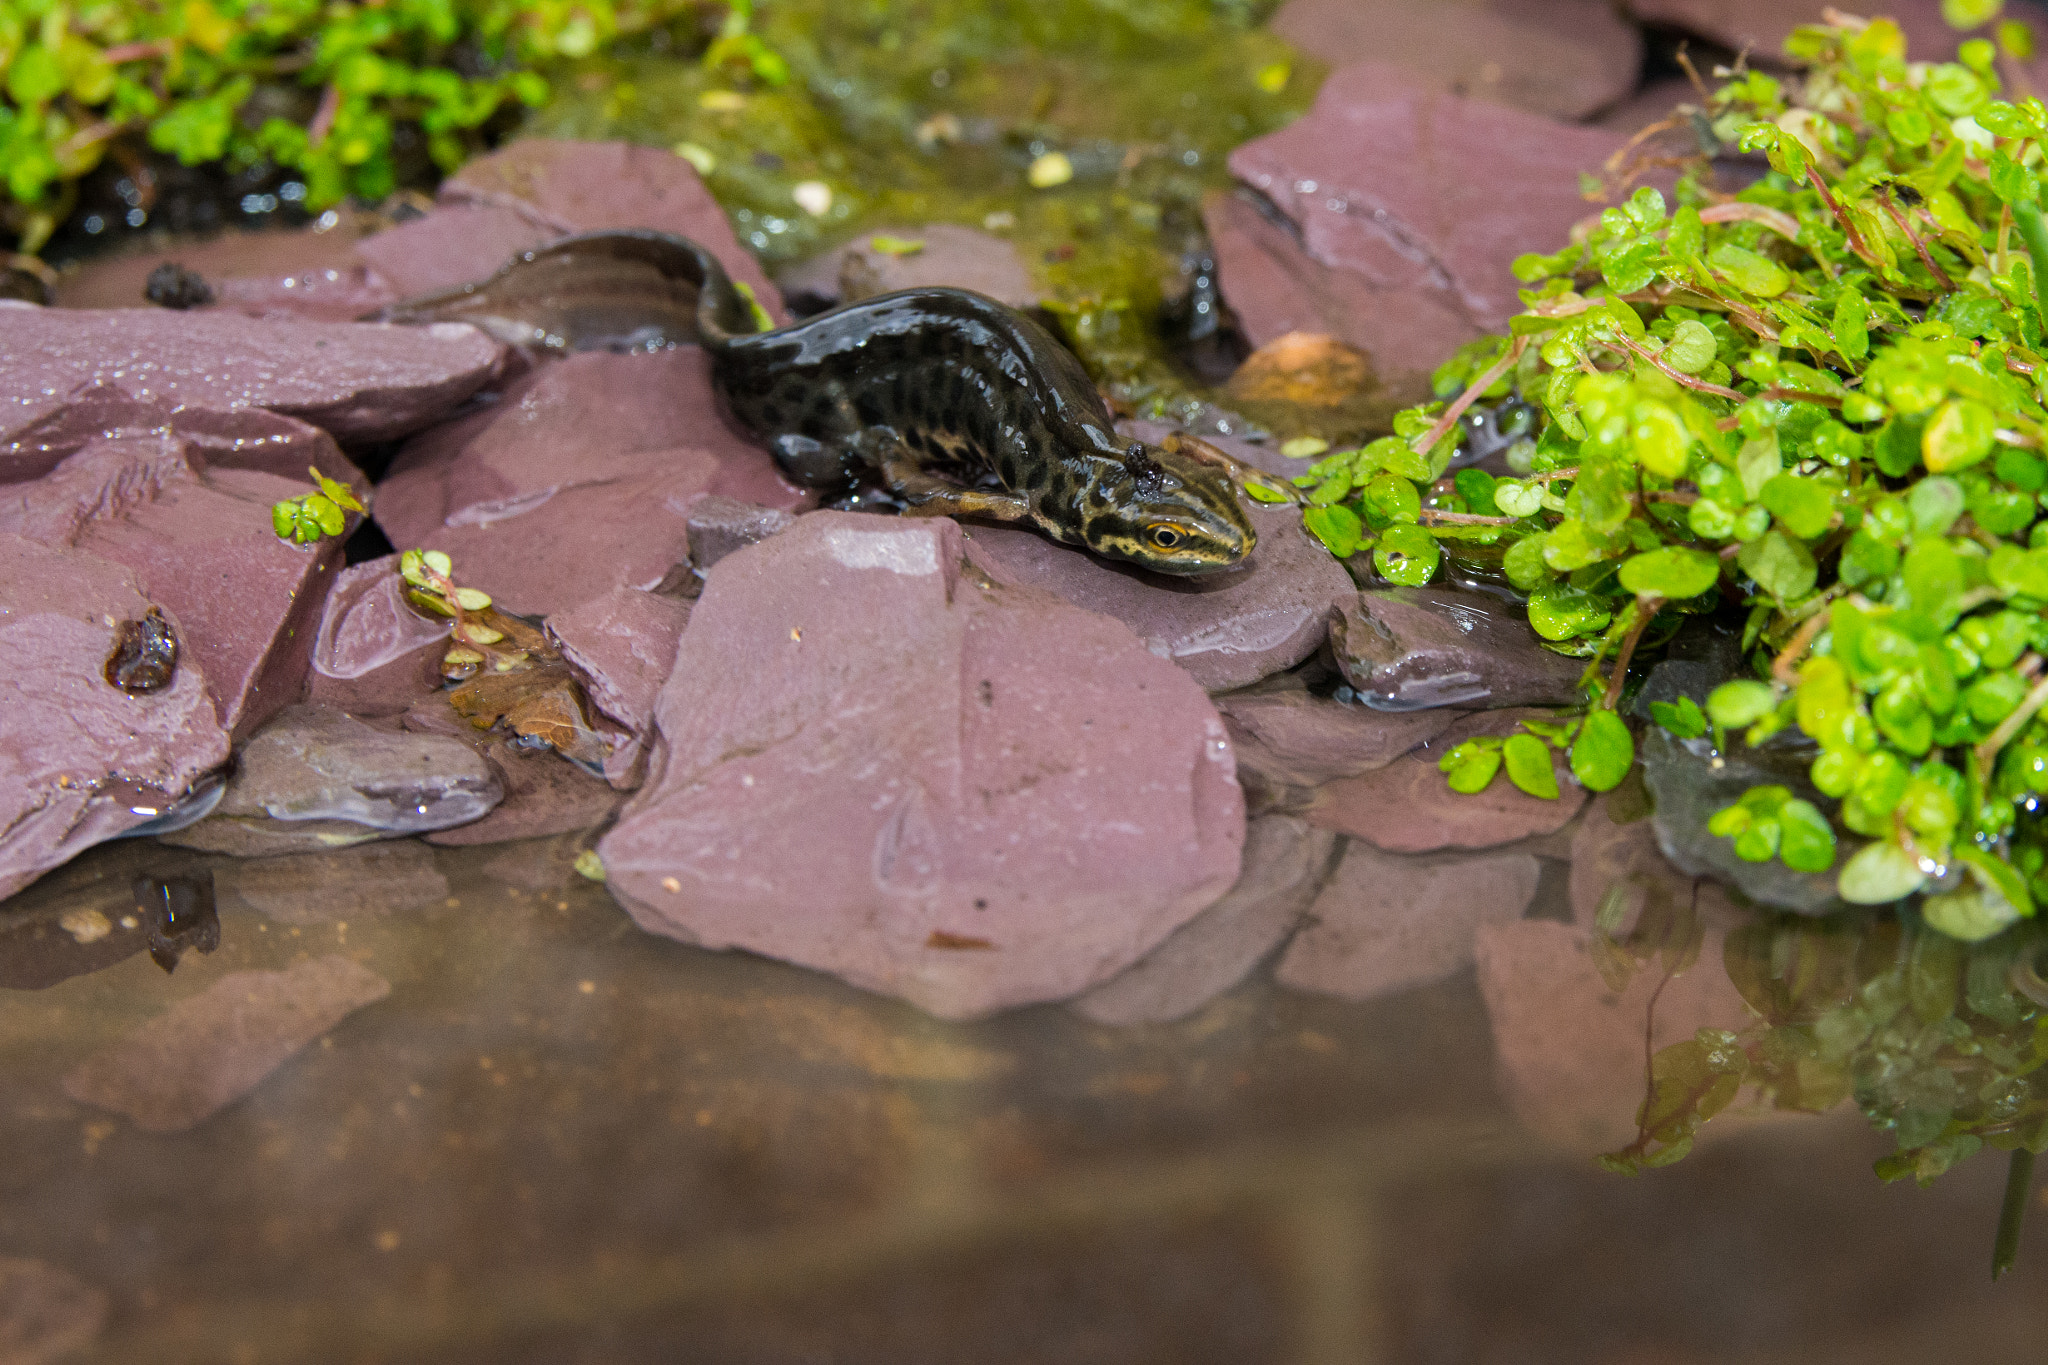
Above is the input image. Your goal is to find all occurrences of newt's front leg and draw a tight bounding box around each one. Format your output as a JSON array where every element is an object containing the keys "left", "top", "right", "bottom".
[{"left": 874, "top": 444, "right": 1033, "bottom": 523}]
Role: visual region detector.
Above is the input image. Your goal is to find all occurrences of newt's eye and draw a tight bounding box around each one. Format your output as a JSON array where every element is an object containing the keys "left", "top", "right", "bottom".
[{"left": 1146, "top": 524, "right": 1183, "bottom": 549}]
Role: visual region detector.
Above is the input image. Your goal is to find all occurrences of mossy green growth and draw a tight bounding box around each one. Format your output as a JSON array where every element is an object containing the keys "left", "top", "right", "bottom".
[
  {"left": 1304, "top": 13, "right": 2048, "bottom": 936},
  {"left": 523, "top": 0, "right": 1318, "bottom": 426},
  {"left": 0, "top": 0, "right": 717, "bottom": 253}
]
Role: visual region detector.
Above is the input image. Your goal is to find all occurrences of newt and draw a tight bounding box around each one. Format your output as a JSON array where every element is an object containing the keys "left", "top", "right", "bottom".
[{"left": 377, "top": 230, "right": 1256, "bottom": 575}]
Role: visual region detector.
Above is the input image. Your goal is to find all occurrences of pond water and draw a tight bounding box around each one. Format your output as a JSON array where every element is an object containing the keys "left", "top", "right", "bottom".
[{"left": 12, "top": 1, "right": 2048, "bottom": 1360}]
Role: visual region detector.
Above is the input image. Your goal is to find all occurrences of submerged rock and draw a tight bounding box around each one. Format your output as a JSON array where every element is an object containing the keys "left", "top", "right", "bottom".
[
  {"left": 779, "top": 224, "right": 1040, "bottom": 312},
  {"left": 62, "top": 954, "right": 390, "bottom": 1132},
  {"left": 399, "top": 694, "right": 627, "bottom": 846},
  {"left": 1269, "top": 0, "right": 1641, "bottom": 122},
  {"left": 2, "top": 433, "right": 354, "bottom": 739},
  {"left": 0, "top": 307, "right": 504, "bottom": 451},
  {"left": 546, "top": 586, "right": 693, "bottom": 789},
  {"left": 375, "top": 349, "right": 811, "bottom": 617},
  {"left": 160, "top": 705, "right": 500, "bottom": 856},
  {"left": 963, "top": 499, "right": 1354, "bottom": 692},
  {"left": 1217, "top": 684, "right": 1455, "bottom": 790},
  {"left": 0, "top": 536, "right": 228, "bottom": 902},
  {"left": 599, "top": 512, "right": 1245, "bottom": 1019},
  {"left": 1570, "top": 790, "right": 1742, "bottom": 930},
  {"left": 1305, "top": 707, "right": 1587, "bottom": 851},
  {"left": 53, "top": 215, "right": 389, "bottom": 318},
  {"left": 1071, "top": 814, "right": 1337, "bottom": 1026},
  {"left": 214, "top": 841, "right": 450, "bottom": 925},
  {"left": 1330, "top": 586, "right": 1586, "bottom": 710},
  {"left": 1639, "top": 726, "right": 1843, "bottom": 915},
  {"left": 0, "top": 1257, "right": 109, "bottom": 1365},
  {"left": 1210, "top": 63, "right": 1645, "bottom": 401},
  {"left": 1276, "top": 840, "right": 1541, "bottom": 1000}
]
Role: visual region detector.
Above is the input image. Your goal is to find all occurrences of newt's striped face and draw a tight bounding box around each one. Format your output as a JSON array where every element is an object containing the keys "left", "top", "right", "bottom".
[{"left": 1078, "top": 443, "right": 1256, "bottom": 575}]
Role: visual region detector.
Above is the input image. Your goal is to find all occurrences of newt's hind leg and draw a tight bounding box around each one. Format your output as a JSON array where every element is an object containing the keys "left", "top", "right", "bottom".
[{"left": 872, "top": 443, "right": 1033, "bottom": 523}]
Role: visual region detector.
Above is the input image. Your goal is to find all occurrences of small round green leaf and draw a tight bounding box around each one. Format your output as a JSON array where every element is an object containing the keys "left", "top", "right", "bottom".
[
  {"left": 1619, "top": 547, "right": 1720, "bottom": 599},
  {"left": 1503, "top": 733, "right": 1559, "bottom": 800},
  {"left": 1569, "top": 710, "right": 1635, "bottom": 792},
  {"left": 1836, "top": 841, "right": 1928, "bottom": 904}
]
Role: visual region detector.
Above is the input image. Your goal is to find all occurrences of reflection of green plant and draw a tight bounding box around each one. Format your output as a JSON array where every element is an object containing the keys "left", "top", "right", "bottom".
[
  {"left": 269, "top": 465, "right": 363, "bottom": 544},
  {"left": 1300, "top": 12, "right": 2048, "bottom": 937},
  {"left": 0, "top": 0, "right": 720, "bottom": 252},
  {"left": 1603, "top": 893, "right": 2048, "bottom": 1273}
]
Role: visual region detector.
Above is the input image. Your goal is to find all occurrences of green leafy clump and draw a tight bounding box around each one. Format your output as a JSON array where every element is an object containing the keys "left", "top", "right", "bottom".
[
  {"left": 270, "top": 464, "right": 364, "bottom": 544},
  {"left": 1304, "top": 13, "right": 2048, "bottom": 937},
  {"left": 0, "top": 0, "right": 731, "bottom": 253}
]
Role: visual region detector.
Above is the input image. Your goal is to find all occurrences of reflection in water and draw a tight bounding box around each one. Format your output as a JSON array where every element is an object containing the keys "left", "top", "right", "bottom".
[
  {"left": 1603, "top": 894, "right": 2048, "bottom": 1274},
  {"left": 133, "top": 872, "right": 219, "bottom": 974}
]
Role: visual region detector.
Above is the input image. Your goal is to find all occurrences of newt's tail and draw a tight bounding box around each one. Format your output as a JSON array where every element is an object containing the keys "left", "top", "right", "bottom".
[{"left": 367, "top": 229, "right": 767, "bottom": 353}]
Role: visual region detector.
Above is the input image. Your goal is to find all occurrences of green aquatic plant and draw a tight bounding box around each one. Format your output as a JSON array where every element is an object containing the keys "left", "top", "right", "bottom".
[
  {"left": 269, "top": 464, "right": 363, "bottom": 544},
  {"left": 0, "top": 0, "right": 727, "bottom": 253},
  {"left": 1306, "top": 12, "right": 2048, "bottom": 935}
]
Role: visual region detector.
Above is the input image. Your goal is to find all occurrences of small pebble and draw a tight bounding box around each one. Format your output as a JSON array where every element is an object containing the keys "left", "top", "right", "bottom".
[
  {"left": 792, "top": 180, "right": 834, "bottom": 216},
  {"left": 1027, "top": 152, "right": 1074, "bottom": 189}
]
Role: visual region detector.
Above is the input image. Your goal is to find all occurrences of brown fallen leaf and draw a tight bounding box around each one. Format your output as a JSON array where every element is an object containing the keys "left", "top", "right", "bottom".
[
  {"left": 926, "top": 930, "right": 997, "bottom": 951},
  {"left": 448, "top": 662, "right": 610, "bottom": 769},
  {"left": 1225, "top": 330, "right": 1375, "bottom": 407}
]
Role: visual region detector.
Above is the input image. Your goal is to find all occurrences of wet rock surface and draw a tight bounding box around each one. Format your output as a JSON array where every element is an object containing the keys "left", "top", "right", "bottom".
[
  {"left": 600, "top": 512, "right": 1245, "bottom": 1018},
  {"left": 1217, "top": 682, "right": 1455, "bottom": 805},
  {"left": 0, "top": 306, "right": 504, "bottom": 449},
  {"left": 1072, "top": 814, "right": 1338, "bottom": 1026},
  {"left": 1330, "top": 586, "right": 1586, "bottom": 710},
  {"left": 1305, "top": 707, "right": 1588, "bottom": 851},
  {"left": 213, "top": 841, "right": 451, "bottom": 925},
  {"left": 161, "top": 704, "right": 501, "bottom": 856},
  {"left": 546, "top": 586, "right": 693, "bottom": 788},
  {"left": 962, "top": 499, "right": 1354, "bottom": 692},
  {"left": 398, "top": 695, "right": 628, "bottom": 846},
  {"left": 375, "top": 348, "right": 811, "bottom": 617},
  {"left": 1639, "top": 726, "right": 1843, "bottom": 915},
  {"left": 438, "top": 138, "right": 789, "bottom": 321},
  {"left": 779, "top": 224, "right": 1040, "bottom": 312},
  {"left": 1276, "top": 841, "right": 1541, "bottom": 1001},
  {"left": 305, "top": 556, "right": 450, "bottom": 718},
  {"left": 686, "top": 495, "right": 796, "bottom": 576},
  {"left": 0, "top": 536, "right": 229, "bottom": 901},
  {"left": 3, "top": 433, "right": 352, "bottom": 739},
  {"left": 0, "top": 1257, "right": 109, "bottom": 1365},
  {"left": 61, "top": 954, "right": 391, "bottom": 1132},
  {"left": 1269, "top": 0, "right": 1642, "bottom": 122},
  {"left": 52, "top": 215, "right": 387, "bottom": 318},
  {"left": 1210, "top": 63, "right": 1644, "bottom": 401}
]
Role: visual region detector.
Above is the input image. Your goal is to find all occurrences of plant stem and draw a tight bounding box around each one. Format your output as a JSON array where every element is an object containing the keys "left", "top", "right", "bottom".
[
  {"left": 1411, "top": 337, "right": 1530, "bottom": 457},
  {"left": 1604, "top": 595, "right": 1663, "bottom": 711},
  {"left": 1994, "top": 1148, "right": 2034, "bottom": 1280},
  {"left": 2012, "top": 199, "right": 2048, "bottom": 326},
  {"left": 1975, "top": 670, "right": 2048, "bottom": 788}
]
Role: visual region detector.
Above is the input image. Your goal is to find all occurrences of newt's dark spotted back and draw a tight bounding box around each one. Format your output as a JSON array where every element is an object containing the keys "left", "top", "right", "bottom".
[{"left": 376, "top": 230, "right": 1255, "bottom": 575}]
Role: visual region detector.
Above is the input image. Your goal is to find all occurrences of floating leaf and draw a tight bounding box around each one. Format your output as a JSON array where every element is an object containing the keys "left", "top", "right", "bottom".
[
  {"left": 1503, "top": 732, "right": 1559, "bottom": 799},
  {"left": 1619, "top": 547, "right": 1720, "bottom": 599}
]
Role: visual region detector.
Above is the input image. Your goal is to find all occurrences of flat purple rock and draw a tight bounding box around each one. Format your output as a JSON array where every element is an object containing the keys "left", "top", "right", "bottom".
[
  {"left": 1217, "top": 685, "right": 1454, "bottom": 787},
  {"left": 1269, "top": 0, "right": 1641, "bottom": 121},
  {"left": 779, "top": 224, "right": 1039, "bottom": 311},
  {"left": 0, "top": 535, "right": 230, "bottom": 901},
  {"left": 306, "top": 556, "right": 450, "bottom": 718},
  {"left": 438, "top": 139, "right": 790, "bottom": 322},
  {"left": 1305, "top": 708, "right": 1587, "bottom": 852},
  {"left": 1330, "top": 586, "right": 1587, "bottom": 710},
  {"left": 0, "top": 307, "right": 504, "bottom": 451},
  {"left": 1, "top": 434, "right": 352, "bottom": 740},
  {"left": 547, "top": 586, "right": 694, "bottom": 788},
  {"left": 375, "top": 349, "right": 811, "bottom": 617},
  {"left": 599, "top": 512, "right": 1246, "bottom": 1018},
  {"left": 1211, "top": 63, "right": 1647, "bottom": 400},
  {"left": 962, "top": 501, "right": 1354, "bottom": 692}
]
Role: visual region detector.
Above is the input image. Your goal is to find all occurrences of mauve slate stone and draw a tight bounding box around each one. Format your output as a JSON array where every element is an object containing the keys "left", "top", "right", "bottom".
[
  {"left": 0, "top": 385, "right": 351, "bottom": 487},
  {"left": 0, "top": 308, "right": 504, "bottom": 447},
  {"left": 687, "top": 495, "right": 796, "bottom": 574},
  {"left": 1622, "top": 0, "right": 1954, "bottom": 70},
  {"left": 1270, "top": 0, "right": 1642, "bottom": 122},
  {"left": 0, "top": 535, "right": 229, "bottom": 902},
  {"left": 599, "top": 512, "right": 1246, "bottom": 1019},
  {"left": 438, "top": 138, "right": 789, "bottom": 323},
  {"left": 399, "top": 696, "right": 627, "bottom": 846},
  {"left": 352, "top": 202, "right": 555, "bottom": 299},
  {"left": 375, "top": 349, "right": 811, "bottom": 616},
  {"left": 1330, "top": 586, "right": 1586, "bottom": 710},
  {"left": 780, "top": 224, "right": 1040, "bottom": 311},
  {"left": 962, "top": 500, "right": 1353, "bottom": 691},
  {"left": 1305, "top": 707, "right": 1587, "bottom": 851},
  {"left": 1, "top": 434, "right": 351, "bottom": 739},
  {"left": 213, "top": 841, "right": 450, "bottom": 925},
  {"left": 53, "top": 219, "right": 382, "bottom": 314},
  {"left": 547, "top": 585, "right": 693, "bottom": 788},
  {"left": 305, "top": 555, "right": 449, "bottom": 717},
  {"left": 1071, "top": 814, "right": 1338, "bottom": 1026},
  {"left": 1211, "top": 63, "right": 1641, "bottom": 400},
  {"left": 1216, "top": 686, "right": 1454, "bottom": 786},
  {"left": 160, "top": 704, "right": 501, "bottom": 856},
  {"left": 1276, "top": 841, "right": 1540, "bottom": 1001},
  {"left": 61, "top": 954, "right": 390, "bottom": 1132}
]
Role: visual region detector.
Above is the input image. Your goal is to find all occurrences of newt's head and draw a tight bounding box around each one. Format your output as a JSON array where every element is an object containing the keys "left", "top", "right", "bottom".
[{"left": 1080, "top": 442, "right": 1256, "bottom": 575}]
